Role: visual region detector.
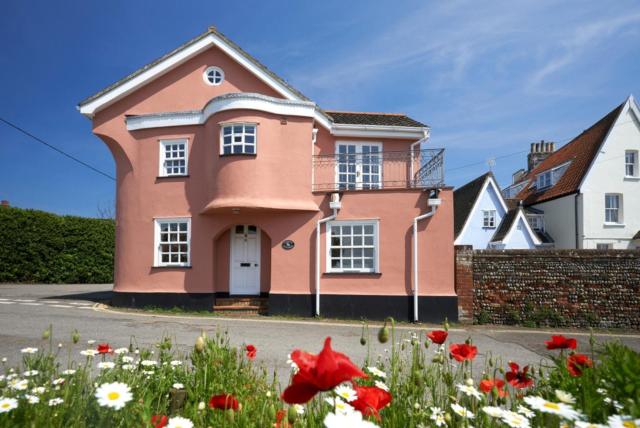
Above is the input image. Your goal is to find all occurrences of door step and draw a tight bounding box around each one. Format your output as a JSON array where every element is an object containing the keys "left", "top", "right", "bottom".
[{"left": 213, "top": 297, "right": 268, "bottom": 315}]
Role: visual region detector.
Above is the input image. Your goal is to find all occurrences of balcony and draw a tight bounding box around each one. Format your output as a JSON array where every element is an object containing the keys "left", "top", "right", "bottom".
[{"left": 312, "top": 148, "right": 444, "bottom": 191}]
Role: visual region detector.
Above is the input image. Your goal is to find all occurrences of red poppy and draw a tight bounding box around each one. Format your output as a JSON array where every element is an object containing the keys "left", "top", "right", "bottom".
[
  {"left": 427, "top": 330, "right": 448, "bottom": 345},
  {"left": 274, "top": 409, "right": 292, "bottom": 428},
  {"left": 209, "top": 394, "right": 240, "bottom": 411},
  {"left": 350, "top": 385, "right": 392, "bottom": 419},
  {"left": 246, "top": 344, "right": 257, "bottom": 360},
  {"left": 449, "top": 343, "right": 478, "bottom": 362},
  {"left": 567, "top": 353, "right": 593, "bottom": 377},
  {"left": 545, "top": 335, "right": 577, "bottom": 350},
  {"left": 151, "top": 415, "right": 168, "bottom": 428},
  {"left": 505, "top": 362, "right": 534, "bottom": 389},
  {"left": 96, "top": 343, "right": 113, "bottom": 354},
  {"left": 281, "top": 337, "right": 367, "bottom": 404},
  {"left": 479, "top": 378, "right": 507, "bottom": 397}
]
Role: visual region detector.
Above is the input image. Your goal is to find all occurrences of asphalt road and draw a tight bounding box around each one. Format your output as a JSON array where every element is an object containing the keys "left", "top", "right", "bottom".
[{"left": 1, "top": 284, "right": 638, "bottom": 388}]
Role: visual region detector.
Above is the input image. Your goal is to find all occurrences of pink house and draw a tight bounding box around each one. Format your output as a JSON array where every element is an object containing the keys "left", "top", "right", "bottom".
[{"left": 78, "top": 27, "right": 456, "bottom": 321}]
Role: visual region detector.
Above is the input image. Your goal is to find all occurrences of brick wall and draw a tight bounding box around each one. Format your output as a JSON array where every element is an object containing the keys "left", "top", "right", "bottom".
[{"left": 455, "top": 247, "right": 640, "bottom": 329}]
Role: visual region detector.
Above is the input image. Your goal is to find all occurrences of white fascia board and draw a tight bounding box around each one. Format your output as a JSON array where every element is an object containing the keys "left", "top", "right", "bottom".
[
  {"left": 331, "top": 124, "right": 429, "bottom": 140},
  {"left": 486, "top": 176, "right": 509, "bottom": 213},
  {"left": 502, "top": 209, "right": 542, "bottom": 246},
  {"left": 126, "top": 93, "right": 316, "bottom": 131},
  {"left": 453, "top": 176, "right": 490, "bottom": 245},
  {"left": 79, "top": 34, "right": 302, "bottom": 118}
]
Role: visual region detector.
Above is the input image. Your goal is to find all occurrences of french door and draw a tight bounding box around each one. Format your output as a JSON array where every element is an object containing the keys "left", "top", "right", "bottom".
[{"left": 335, "top": 143, "right": 382, "bottom": 190}]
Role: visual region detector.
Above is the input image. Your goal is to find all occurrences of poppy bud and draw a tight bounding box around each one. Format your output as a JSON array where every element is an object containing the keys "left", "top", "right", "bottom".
[
  {"left": 287, "top": 406, "right": 298, "bottom": 423},
  {"left": 225, "top": 409, "right": 235, "bottom": 422},
  {"left": 42, "top": 327, "right": 51, "bottom": 340},
  {"left": 267, "top": 404, "right": 276, "bottom": 420},
  {"left": 413, "top": 371, "right": 424, "bottom": 387},
  {"left": 378, "top": 323, "right": 389, "bottom": 344},
  {"left": 71, "top": 330, "right": 80, "bottom": 344},
  {"left": 465, "top": 337, "right": 472, "bottom": 345},
  {"left": 443, "top": 317, "right": 449, "bottom": 331},
  {"left": 360, "top": 337, "right": 367, "bottom": 346},
  {"left": 465, "top": 378, "right": 473, "bottom": 386},
  {"left": 195, "top": 336, "right": 205, "bottom": 353},
  {"left": 444, "top": 413, "right": 452, "bottom": 423},
  {"left": 424, "top": 340, "right": 430, "bottom": 349},
  {"left": 488, "top": 357, "right": 494, "bottom": 367}
]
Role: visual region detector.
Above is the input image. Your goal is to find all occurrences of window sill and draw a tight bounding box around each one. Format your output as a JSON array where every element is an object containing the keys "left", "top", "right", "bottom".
[
  {"left": 482, "top": 226, "right": 497, "bottom": 230},
  {"left": 603, "top": 223, "right": 625, "bottom": 228},
  {"left": 220, "top": 153, "right": 257, "bottom": 157},
  {"left": 152, "top": 265, "right": 192, "bottom": 269},
  {"left": 623, "top": 176, "right": 640, "bottom": 181},
  {"left": 156, "top": 175, "right": 189, "bottom": 180},
  {"left": 324, "top": 272, "right": 381, "bottom": 276}
]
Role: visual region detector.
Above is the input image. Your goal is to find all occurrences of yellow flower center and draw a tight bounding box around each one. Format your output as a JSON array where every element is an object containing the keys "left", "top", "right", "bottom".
[
  {"left": 108, "top": 391, "right": 120, "bottom": 401},
  {"left": 622, "top": 422, "right": 637, "bottom": 428},
  {"left": 543, "top": 402, "right": 560, "bottom": 411},
  {"left": 1, "top": 403, "right": 9, "bottom": 409}
]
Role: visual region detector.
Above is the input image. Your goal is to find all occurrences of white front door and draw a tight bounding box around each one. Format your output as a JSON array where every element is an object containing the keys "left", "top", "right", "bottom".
[{"left": 230, "top": 225, "right": 261, "bottom": 295}]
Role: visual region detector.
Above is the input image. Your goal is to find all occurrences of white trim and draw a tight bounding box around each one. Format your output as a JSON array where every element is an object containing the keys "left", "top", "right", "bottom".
[
  {"left": 158, "top": 138, "right": 189, "bottom": 177},
  {"left": 326, "top": 219, "right": 379, "bottom": 273},
  {"left": 454, "top": 175, "right": 509, "bottom": 245},
  {"left": 126, "top": 93, "right": 316, "bottom": 131},
  {"left": 331, "top": 123, "right": 427, "bottom": 139},
  {"left": 229, "top": 225, "right": 261, "bottom": 296},
  {"left": 203, "top": 66, "right": 224, "bottom": 86},
  {"left": 79, "top": 33, "right": 304, "bottom": 117},
  {"left": 153, "top": 217, "right": 191, "bottom": 267},
  {"left": 500, "top": 209, "right": 542, "bottom": 246},
  {"left": 334, "top": 141, "right": 383, "bottom": 190}
]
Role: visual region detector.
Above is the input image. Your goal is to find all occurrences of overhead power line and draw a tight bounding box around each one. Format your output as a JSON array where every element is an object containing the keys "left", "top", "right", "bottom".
[{"left": 0, "top": 117, "right": 115, "bottom": 181}]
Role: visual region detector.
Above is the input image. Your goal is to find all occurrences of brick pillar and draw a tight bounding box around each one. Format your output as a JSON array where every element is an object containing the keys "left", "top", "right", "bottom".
[{"left": 455, "top": 245, "right": 474, "bottom": 323}]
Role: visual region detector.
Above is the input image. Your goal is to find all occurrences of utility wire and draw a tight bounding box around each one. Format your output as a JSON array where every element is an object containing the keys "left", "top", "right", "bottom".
[{"left": 0, "top": 116, "right": 115, "bottom": 181}]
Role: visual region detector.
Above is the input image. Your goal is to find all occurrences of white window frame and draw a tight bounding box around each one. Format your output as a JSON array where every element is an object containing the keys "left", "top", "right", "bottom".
[
  {"left": 527, "top": 215, "right": 544, "bottom": 231},
  {"left": 153, "top": 217, "right": 191, "bottom": 267},
  {"left": 326, "top": 220, "right": 379, "bottom": 273},
  {"left": 537, "top": 171, "right": 552, "bottom": 189},
  {"left": 158, "top": 139, "right": 188, "bottom": 177},
  {"left": 604, "top": 193, "right": 622, "bottom": 224},
  {"left": 482, "top": 210, "right": 496, "bottom": 228},
  {"left": 220, "top": 123, "right": 257, "bottom": 155},
  {"left": 625, "top": 150, "right": 638, "bottom": 177},
  {"left": 334, "top": 141, "right": 383, "bottom": 190},
  {"left": 203, "top": 66, "right": 224, "bottom": 86},
  {"left": 596, "top": 243, "right": 613, "bottom": 250}
]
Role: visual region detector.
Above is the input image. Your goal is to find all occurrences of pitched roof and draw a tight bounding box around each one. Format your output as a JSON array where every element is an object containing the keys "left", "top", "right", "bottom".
[
  {"left": 633, "top": 230, "right": 640, "bottom": 240},
  {"left": 515, "top": 101, "right": 625, "bottom": 205},
  {"left": 491, "top": 208, "right": 517, "bottom": 242},
  {"left": 326, "top": 111, "right": 427, "bottom": 127},
  {"left": 453, "top": 172, "right": 492, "bottom": 238}
]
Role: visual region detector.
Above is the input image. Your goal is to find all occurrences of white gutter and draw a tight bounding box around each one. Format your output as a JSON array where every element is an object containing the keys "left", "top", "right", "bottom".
[
  {"left": 413, "top": 197, "right": 441, "bottom": 322},
  {"left": 316, "top": 194, "right": 341, "bottom": 317}
]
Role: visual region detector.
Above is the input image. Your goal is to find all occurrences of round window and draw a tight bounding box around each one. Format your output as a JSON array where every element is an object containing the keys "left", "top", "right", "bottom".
[{"left": 203, "top": 66, "right": 224, "bottom": 86}]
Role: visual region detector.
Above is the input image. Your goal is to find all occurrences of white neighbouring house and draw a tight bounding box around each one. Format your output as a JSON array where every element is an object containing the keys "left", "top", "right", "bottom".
[{"left": 503, "top": 95, "right": 640, "bottom": 249}]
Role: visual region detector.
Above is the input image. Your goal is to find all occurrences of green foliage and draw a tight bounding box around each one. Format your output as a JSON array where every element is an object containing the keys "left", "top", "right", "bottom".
[{"left": 0, "top": 206, "right": 114, "bottom": 283}]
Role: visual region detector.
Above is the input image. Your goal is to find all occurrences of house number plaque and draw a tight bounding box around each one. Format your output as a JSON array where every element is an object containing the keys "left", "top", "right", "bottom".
[{"left": 282, "top": 240, "right": 295, "bottom": 250}]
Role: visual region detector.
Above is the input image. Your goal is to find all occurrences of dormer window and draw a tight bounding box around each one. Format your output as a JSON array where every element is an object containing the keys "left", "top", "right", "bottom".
[
  {"left": 203, "top": 66, "right": 224, "bottom": 86},
  {"left": 537, "top": 171, "right": 552, "bottom": 189},
  {"left": 535, "top": 161, "right": 571, "bottom": 191},
  {"left": 220, "top": 124, "right": 257, "bottom": 155}
]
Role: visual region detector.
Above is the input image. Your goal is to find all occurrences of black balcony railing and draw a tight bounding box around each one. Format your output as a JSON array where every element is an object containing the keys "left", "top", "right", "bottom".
[{"left": 312, "top": 148, "right": 444, "bottom": 191}]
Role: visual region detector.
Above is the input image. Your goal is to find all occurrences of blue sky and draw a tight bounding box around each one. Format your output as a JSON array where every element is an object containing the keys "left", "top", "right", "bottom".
[{"left": 1, "top": 0, "right": 639, "bottom": 217}]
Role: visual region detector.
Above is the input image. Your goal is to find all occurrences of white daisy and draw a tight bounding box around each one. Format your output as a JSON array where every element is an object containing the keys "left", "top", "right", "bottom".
[
  {"left": 97, "top": 362, "right": 115, "bottom": 370},
  {"left": 48, "top": 398, "right": 64, "bottom": 406},
  {"left": 501, "top": 410, "right": 531, "bottom": 428},
  {"left": 325, "top": 397, "right": 355, "bottom": 415},
  {"left": 523, "top": 396, "right": 582, "bottom": 421},
  {"left": 430, "top": 407, "right": 446, "bottom": 427},
  {"left": 62, "top": 369, "right": 76, "bottom": 375},
  {"left": 9, "top": 379, "right": 29, "bottom": 391},
  {"left": 607, "top": 415, "right": 640, "bottom": 428},
  {"left": 575, "top": 422, "right": 608, "bottom": 428},
  {"left": 367, "top": 366, "right": 387, "bottom": 378},
  {"left": 324, "top": 411, "right": 379, "bottom": 428},
  {"left": 20, "top": 347, "right": 38, "bottom": 354},
  {"left": 334, "top": 383, "right": 358, "bottom": 402},
  {"left": 451, "top": 403, "right": 475, "bottom": 419},
  {"left": 374, "top": 380, "right": 389, "bottom": 392},
  {"left": 22, "top": 370, "right": 38, "bottom": 377},
  {"left": 0, "top": 397, "right": 18, "bottom": 413},
  {"left": 293, "top": 404, "right": 305, "bottom": 415},
  {"left": 121, "top": 364, "right": 134, "bottom": 371},
  {"left": 1, "top": 357, "right": 6, "bottom": 363},
  {"left": 596, "top": 388, "right": 607, "bottom": 395},
  {"left": 555, "top": 389, "right": 576, "bottom": 404},
  {"left": 166, "top": 416, "right": 194, "bottom": 428},
  {"left": 456, "top": 384, "right": 482, "bottom": 400},
  {"left": 95, "top": 382, "right": 133, "bottom": 410},
  {"left": 113, "top": 347, "right": 129, "bottom": 354},
  {"left": 142, "top": 370, "right": 155, "bottom": 375},
  {"left": 52, "top": 378, "right": 65, "bottom": 386},
  {"left": 197, "top": 401, "right": 206, "bottom": 411},
  {"left": 482, "top": 406, "right": 505, "bottom": 418},
  {"left": 172, "top": 383, "right": 184, "bottom": 390},
  {"left": 286, "top": 354, "right": 299, "bottom": 373},
  {"left": 25, "top": 395, "right": 39, "bottom": 404},
  {"left": 266, "top": 391, "right": 272, "bottom": 398},
  {"left": 517, "top": 405, "right": 535, "bottom": 418},
  {"left": 31, "top": 387, "right": 46, "bottom": 395},
  {"left": 80, "top": 349, "right": 99, "bottom": 357},
  {"left": 121, "top": 356, "right": 134, "bottom": 363},
  {"left": 87, "top": 340, "right": 96, "bottom": 345},
  {"left": 140, "top": 360, "right": 157, "bottom": 367},
  {"left": 170, "top": 360, "right": 182, "bottom": 367}
]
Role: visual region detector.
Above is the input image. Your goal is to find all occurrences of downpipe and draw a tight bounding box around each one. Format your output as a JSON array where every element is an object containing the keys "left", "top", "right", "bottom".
[
  {"left": 413, "top": 196, "right": 441, "bottom": 322},
  {"left": 316, "top": 194, "right": 340, "bottom": 317}
]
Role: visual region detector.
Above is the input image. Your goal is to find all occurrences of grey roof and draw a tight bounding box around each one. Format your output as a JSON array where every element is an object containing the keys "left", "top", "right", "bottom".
[
  {"left": 491, "top": 208, "right": 518, "bottom": 242},
  {"left": 534, "top": 229, "right": 555, "bottom": 244},
  {"left": 453, "top": 172, "right": 492, "bottom": 239},
  {"left": 326, "top": 111, "right": 427, "bottom": 128},
  {"left": 633, "top": 230, "right": 640, "bottom": 240}
]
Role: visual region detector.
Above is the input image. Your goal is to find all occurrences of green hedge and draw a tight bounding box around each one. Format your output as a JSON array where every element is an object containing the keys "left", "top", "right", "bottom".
[{"left": 0, "top": 206, "right": 114, "bottom": 283}]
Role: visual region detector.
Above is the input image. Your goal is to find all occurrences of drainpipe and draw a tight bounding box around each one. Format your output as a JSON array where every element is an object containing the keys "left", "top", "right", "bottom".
[
  {"left": 413, "top": 195, "right": 442, "bottom": 322},
  {"left": 316, "top": 193, "right": 341, "bottom": 317}
]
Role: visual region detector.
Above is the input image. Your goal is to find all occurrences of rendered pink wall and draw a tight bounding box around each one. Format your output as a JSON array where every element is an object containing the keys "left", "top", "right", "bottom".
[{"left": 89, "top": 43, "right": 455, "bottom": 300}]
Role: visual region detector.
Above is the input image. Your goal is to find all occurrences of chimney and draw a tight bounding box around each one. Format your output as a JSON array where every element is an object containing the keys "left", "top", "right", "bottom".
[
  {"left": 527, "top": 140, "right": 556, "bottom": 171},
  {"left": 0, "top": 200, "right": 9, "bottom": 207},
  {"left": 512, "top": 168, "right": 525, "bottom": 184}
]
